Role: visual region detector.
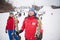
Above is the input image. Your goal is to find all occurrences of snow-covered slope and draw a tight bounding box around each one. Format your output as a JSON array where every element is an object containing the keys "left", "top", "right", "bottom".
[{"left": 0, "top": 7, "right": 60, "bottom": 40}]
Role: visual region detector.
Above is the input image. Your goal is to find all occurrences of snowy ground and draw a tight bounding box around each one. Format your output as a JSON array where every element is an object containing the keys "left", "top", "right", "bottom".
[{"left": 0, "top": 6, "right": 60, "bottom": 40}]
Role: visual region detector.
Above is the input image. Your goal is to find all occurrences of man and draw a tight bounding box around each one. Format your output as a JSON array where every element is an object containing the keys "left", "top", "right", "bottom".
[
  {"left": 16, "top": 8, "right": 39, "bottom": 40},
  {"left": 5, "top": 13, "right": 18, "bottom": 40},
  {"left": 36, "top": 17, "right": 43, "bottom": 40},
  {"left": 14, "top": 14, "right": 21, "bottom": 40}
]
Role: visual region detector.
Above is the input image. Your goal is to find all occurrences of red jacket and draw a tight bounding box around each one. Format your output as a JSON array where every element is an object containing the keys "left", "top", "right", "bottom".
[
  {"left": 6, "top": 17, "right": 15, "bottom": 30},
  {"left": 21, "top": 16, "right": 39, "bottom": 39}
]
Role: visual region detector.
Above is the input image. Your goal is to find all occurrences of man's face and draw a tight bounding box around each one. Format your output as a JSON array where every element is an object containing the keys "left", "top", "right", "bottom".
[
  {"left": 28, "top": 11, "right": 34, "bottom": 16},
  {"left": 10, "top": 14, "right": 14, "bottom": 17}
]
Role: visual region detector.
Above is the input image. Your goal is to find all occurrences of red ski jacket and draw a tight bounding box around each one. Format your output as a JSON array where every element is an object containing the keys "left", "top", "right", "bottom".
[
  {"left": 21, "top": 16, "right": 43, "bottom": 39},
  {"left": 6, "top": 17, "right": 15, "bottom": 30}
]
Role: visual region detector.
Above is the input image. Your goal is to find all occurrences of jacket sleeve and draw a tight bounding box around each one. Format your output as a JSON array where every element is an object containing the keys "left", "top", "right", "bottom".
[
  {"left": 6, "top": 20, "right": 8, "bottom": 30},
  {"left": 21, "top": 19, "right": 25, "bottom": 31}
]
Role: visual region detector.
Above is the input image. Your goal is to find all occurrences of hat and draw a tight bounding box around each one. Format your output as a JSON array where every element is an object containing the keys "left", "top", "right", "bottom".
[
  {"left": 29, "top": 8, "right": 35, "bottom": 12},
  {"left": 9, "top": 11, "right": 14, "bottom": 15},
  {"left": 29, "top": 8, "right": 37, "bottom": 16}
]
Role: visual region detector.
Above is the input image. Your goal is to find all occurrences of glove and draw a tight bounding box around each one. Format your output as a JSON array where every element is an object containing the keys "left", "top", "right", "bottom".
[
  {"left": 16, "top": 30, "right": 23, "bottom": 35},
  {"left": 36, "top": 33, "right": 43, "bottom": 40},
  {"left": 16, "top": 31, "right": 19, "bottom": 35},
  {"left": 19, "top": 30, "right": 23, "bottom": 33},
  {"left": 5, "top": 30, "right": 7, "bottom": 33}
]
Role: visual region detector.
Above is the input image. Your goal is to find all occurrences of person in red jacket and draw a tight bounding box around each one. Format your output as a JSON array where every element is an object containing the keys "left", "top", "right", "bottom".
[
  {"left": 16, "top": 8, "right": 41, "bottom": 40},
  {"left": 36, "top": 18, "right": 43, "bottom": 40},
  {"left": 5, "top": 13, "right": 18, "bottom": 40}
]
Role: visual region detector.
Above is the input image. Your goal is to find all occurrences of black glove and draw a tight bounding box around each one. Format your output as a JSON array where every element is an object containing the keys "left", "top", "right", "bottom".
[
  {"left": 16, "top": 30, "right": 23, "bottom": 35},
  {"left": 36, "top": 33, "right": 43, "bottom": 40},
  {"left": 5, "top": 30, "right": 7, "bottom": 33},
  {"left": 16, "top": 31, "right": 19, "bottom": 35},
  {"left": 19, "top": 30, "right": 23, "bottom": 33}
]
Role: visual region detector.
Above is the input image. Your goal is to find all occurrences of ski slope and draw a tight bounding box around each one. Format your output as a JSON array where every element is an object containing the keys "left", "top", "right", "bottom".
[
  {"left": 0, "top": 0, "right": 60, "bottom": 40},
  {"left": 0, "top": 6, "right": 60, "bottom": 40}
]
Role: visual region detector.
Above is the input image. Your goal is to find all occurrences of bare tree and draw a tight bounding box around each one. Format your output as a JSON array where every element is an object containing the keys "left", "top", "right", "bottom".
[{"left": 0, "top": 0, "right": 14, "bottom": 13}]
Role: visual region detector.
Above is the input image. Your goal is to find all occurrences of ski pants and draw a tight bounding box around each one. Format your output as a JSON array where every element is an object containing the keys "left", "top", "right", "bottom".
[{"left": 8, "top": 30, "right": 18, "bottom": 40}]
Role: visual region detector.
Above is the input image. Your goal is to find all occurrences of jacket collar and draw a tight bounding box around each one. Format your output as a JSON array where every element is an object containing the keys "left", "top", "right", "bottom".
[{"left": 28, "top": 16, "right": 35, "bottom": 19}]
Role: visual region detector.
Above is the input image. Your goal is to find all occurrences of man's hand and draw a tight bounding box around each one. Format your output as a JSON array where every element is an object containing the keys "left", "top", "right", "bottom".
[
  {"left": 5, "top": 30, "right": 7, "bottom": 33},
  {"left": 16, "top": 31, "right": 19, "bottom": 35},
  {"left": 16, "top": 30, "right": 23, "bottom": 35}
]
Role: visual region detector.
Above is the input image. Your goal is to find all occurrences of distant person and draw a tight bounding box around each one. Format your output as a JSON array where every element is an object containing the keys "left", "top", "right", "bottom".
[{"left": 5, "top": 13, "right": 18, "bottom": 40}]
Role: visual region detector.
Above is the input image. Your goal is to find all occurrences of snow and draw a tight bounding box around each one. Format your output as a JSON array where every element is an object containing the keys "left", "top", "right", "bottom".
[
  {"left": 0, "top": 6, "right": 60, "bottom": 40},
  {"left": 0, "top": 0, "right": 60, "bottom": 40}
]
